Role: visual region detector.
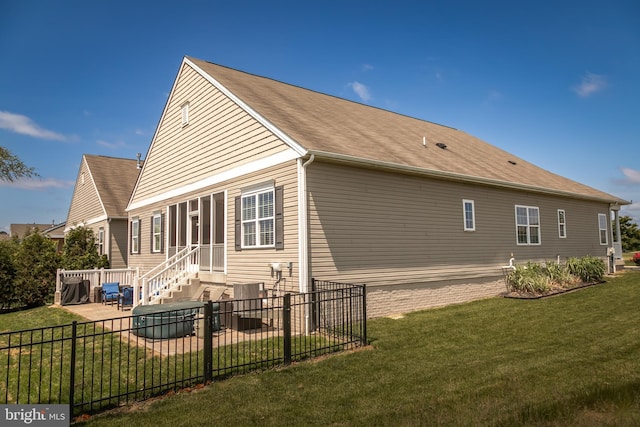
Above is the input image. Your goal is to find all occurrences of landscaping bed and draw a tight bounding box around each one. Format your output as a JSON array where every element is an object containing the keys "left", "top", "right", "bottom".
[
  {"left": 503, "top": 280, "right": 604, "bottom": 299},
  {"left": 502, "top": 255, "right": 606, "bottom": 299}
]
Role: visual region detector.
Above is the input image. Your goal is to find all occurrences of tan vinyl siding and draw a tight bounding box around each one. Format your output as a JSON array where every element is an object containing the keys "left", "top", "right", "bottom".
[
  {"left": 109, "top": 219, "right": 129, "bottom": 268},
  {"left": 307, "top": 161, "right": 611, "bottom": 288},
  {"left": 226, "top": 161, "right": 299, "bottom": 292},
  {"left": 128, "top": 161, "right": 300, "bottom": 291},
  {"left": 66, "top": 159, "right": 105, "bottom": 227},
  {"left": 132, "top": 63, "right": 289, "bottom": 203}
]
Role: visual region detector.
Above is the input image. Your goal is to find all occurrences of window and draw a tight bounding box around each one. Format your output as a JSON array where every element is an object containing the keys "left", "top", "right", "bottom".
[
  {"left": 152, "top": 212, "right": 162, "bottom": 253},
  {"left": 98, "top": 227, "right": 104, "bottom": 255},
  {"left": 598, "top": 213, "right": 608, "bottom": 245},
  {"left": 515, "top": 205, "right": 541, "bottom": 245},
  {"left": 241, "top": 188, "right": 274, "bottom": 248},
  {"left": 463, "top": 200, "right": 475, "bottom": 231},
  {"left": 181, "top": 102, "right": 189, "bottom": 126},
  {"left": 131, "top": 218, "right": 140, "bottom": 254},
  {"left": 557, "top": 209, "right": 566, "bottom": 238}
]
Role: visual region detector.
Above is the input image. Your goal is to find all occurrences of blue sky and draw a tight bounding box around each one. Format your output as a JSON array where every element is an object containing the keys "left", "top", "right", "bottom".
[{"left": 1, "top": 0, "right": 639, "bottom": 233}]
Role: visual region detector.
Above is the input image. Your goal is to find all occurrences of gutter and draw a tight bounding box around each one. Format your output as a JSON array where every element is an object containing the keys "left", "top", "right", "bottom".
[{"left": 307, "top": 150, "right": 629, "bottom": 205}]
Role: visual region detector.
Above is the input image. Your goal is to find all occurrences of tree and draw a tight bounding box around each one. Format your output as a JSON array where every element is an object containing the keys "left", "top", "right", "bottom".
[
  {"left": 620, "top": 216, "right": 640, "bottom": 252},
  {"left": 13, "top": 229, "right": 60, "bottom": 308},
  {"left": 0, "top": 237, "right": 19, "bottom": 310},
  {"left": 61, "top": 226, "right": 109, "bottom": 270},
  {"left": 0, "top": 146, "right": 38, "bottom": 182}
]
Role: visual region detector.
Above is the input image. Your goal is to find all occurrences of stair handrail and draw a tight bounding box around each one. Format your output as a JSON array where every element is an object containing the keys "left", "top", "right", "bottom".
[
  {"left": 140, "top": 246, "right": 193, "bottom": 280},
  {"left": 138, "top": 246, "right": 200, "bottom": 306}
]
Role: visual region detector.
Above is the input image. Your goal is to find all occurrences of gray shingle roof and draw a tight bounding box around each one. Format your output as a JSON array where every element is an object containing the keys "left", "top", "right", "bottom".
[
  {"left": 84, "top": 155, "right": 141, "bottom": 217},
  {"left": 187, "top": 56, "right": 627, "bottom": 205}
]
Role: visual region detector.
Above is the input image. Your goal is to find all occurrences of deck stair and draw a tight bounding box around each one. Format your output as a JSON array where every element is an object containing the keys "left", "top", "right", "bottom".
[{"left": 137, "top": 246, "right": 200, "bottom": 306}]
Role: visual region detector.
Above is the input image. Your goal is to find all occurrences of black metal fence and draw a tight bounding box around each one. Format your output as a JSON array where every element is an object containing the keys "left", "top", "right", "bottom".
[{"left": 0, "top": 281, "right": 366, "bottom": 416}]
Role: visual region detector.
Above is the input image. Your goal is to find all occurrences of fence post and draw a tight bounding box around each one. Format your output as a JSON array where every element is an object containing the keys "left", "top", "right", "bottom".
[
  {"left": 203, "top": 301, "right": 212, "bottom": 383},
  {"left": 310, "top": 278, "right": 317, "bottom": 333},
  {"left": 361, "top": 284, "right": 367, "bottom": 345},
  {"left": 283, "top": 293, "right": 291, "bottom": 365},
  {"left": 69, "top": 321, "right": 77, "bottom": 413}
]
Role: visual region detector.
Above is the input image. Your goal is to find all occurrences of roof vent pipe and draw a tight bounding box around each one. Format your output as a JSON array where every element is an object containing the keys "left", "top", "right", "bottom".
[
  {"left": 422, "top": 136, "right": 426, "bottom": 147},
  {"left": 136, "top": 153, "right": 142, "bottom": 169}
]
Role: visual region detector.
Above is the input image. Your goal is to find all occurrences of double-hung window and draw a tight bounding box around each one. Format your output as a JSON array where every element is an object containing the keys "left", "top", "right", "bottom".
[
  {"left": 152, "top": 212, "right": 162, "bottom": 253},
  {"left": 557, "top": 209, "right": 567, "bottom": 238},
  {"left": 515, "top": 205, "right": 541, "bottom": 245},
  {"left": 131, "top": 217, "right": 140, "bottom": 254},
  {"left": 463, "top": 199, "right": 475, "bottom": 231},
  {"left": 242, "top": 188, "right": 275, "bottom": 248},
  {"left": 598, "top": 213, "right": 608, "bottom": 245}
]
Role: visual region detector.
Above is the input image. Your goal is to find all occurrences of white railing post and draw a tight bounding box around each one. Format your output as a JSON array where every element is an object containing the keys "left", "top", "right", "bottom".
[{"left": 141, "top": 277, "right": 148, "bottom": 306}]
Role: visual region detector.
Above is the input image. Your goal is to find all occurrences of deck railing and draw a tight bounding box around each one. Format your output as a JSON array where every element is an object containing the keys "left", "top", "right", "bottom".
[{"left": 55, "top": 268, "right": 138, "bottom": 304}]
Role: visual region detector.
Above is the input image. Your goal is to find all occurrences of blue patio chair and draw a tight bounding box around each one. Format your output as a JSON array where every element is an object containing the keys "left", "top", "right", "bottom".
[
  {"left": 101, "top": 282, "right": 120, "bottom": 305},
  {"left": 117, "top": 286, "right": 134, "bottom": 311}
]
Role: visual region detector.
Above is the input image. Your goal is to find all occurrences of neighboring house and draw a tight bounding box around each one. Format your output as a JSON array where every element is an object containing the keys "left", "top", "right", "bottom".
[
  {"left": 66, "top": 155, "right": 142, "bottom": 268},
  {"left": 10, "top": 223, "right": 54, "bottom": 238},
  {"left": 8, "top": 222, "right": 65, "bottom": 251},
  {"left": 43, "top": 222, "right": 66, "bottom": 252},
  {"left": 126, "top": 56, "right": 628, "bottom": 317}
]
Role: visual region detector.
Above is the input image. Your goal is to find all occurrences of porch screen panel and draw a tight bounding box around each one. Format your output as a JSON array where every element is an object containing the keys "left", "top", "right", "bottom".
[
  {"left": 201, "top": 196, "right": 211, "bottom": 270},
  {"left": 214, "top": 193, "right": 225, "bottom": 244},
  {"left": 201, "top": 196, "right": 211, "bottom": 245},
  {"left": 178, "top": 202, "right": 187, "bottom": 248},
  {"left": 169, "top": 205, "right": 177, "bottom": 256}
]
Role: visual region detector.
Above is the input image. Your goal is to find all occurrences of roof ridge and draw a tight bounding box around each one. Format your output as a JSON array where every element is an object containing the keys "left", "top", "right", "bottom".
[{"left": 186, "top": 56, "right": 458, "bottom": 131}]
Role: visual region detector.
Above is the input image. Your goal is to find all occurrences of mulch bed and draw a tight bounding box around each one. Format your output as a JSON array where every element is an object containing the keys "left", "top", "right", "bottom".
[{"left": 502, "top": 281, "right": 605, "bottom": 300}]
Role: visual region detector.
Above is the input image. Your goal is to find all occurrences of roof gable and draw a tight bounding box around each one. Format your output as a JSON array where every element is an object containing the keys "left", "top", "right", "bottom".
[
  {"left": 85, "top": 155, "right": 140, "bottom": 216},
  {"left": 66, "top": 155, "right": 140, "bottom": 227},
  {"left": 128, "top": 59, "right": 300, "bottom": 209},
  {"left": 187, "top": 56, "right": 626, "bottom": 204}
]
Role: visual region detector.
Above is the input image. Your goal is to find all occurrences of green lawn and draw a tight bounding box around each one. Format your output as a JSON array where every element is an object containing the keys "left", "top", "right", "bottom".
[{"left": 72, "top": 271, "right": 640, "bottom": 426}]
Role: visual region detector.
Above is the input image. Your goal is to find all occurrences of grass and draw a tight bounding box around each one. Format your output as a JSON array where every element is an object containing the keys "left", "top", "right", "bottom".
[
  {"left": 75, "top": 271, "right": 640, "bottom": 426},
  {"left": 1, "top": 306, "right": 347, "bottom": 414},
  {"left": 623, "top": 252, "right": 639, "bottom": 266}
]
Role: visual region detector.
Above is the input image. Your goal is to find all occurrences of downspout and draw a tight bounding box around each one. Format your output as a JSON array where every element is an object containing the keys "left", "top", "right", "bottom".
[{"left": 298, "top": 154, "right": 315, "bottom": 294}]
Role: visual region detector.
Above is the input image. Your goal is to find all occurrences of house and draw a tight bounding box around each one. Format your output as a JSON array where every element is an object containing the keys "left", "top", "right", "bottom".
[
  {"left": 126, "top": 56, "right": 628, "bottom": 317},
  {"left": 9, "top": 222, "right": 65, "bottom": 251},
  {"left": 66, "top": 154, "right": 142, "bottom": 268}
]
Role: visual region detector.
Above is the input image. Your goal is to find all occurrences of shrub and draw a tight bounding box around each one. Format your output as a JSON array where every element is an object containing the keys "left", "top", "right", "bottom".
[
  {"left": 506, "top": 263, "right": 552, "bottom": 294},
  {"left": 506, "top": 256, "right": 604, "bottom": 295},
  {"left": 566, "top": 256, "right": 606, "bottom": 283},
  {"left": 61, "top": 226, "right": 109, "bottom": 270},
  {"left": 0, "top": 237, "right": 19, "bottom": 310},
  {"left": 13, "top": 230, "right": 61, "bottom": 308}
]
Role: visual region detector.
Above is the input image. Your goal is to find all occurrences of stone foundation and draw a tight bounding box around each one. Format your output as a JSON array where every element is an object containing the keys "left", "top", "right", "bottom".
[{"left": 366, "top": 277, "right": 507, "bottom": 318}]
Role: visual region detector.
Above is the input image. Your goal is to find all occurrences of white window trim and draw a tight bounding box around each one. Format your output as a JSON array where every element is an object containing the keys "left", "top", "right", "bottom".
[
  {"left": 463, "top": 199, "right": 475, "bottom": 231},
  {"left": 598, "top": 213, "right": 608, "bottom": 245},
  {"left": 131, "top": 218, "right": 140, "bottom": 254},
  {"left": 515, "top": 205, "right": 541, "bottom": 246},
  {"left": 98, "top": 227, "right": 104, "bottom": 255},
  {"left": 152, "top": 212, "right": 162, "bottom": 253},
  {"left": 241, "top": 186, "right": 275, "bottom": 249},
  {"left": 557, "top": 209, "right": 567, "bottom": 238},
  {"left": 181, "top": 102, "right": 189, "bottom": 127}
]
